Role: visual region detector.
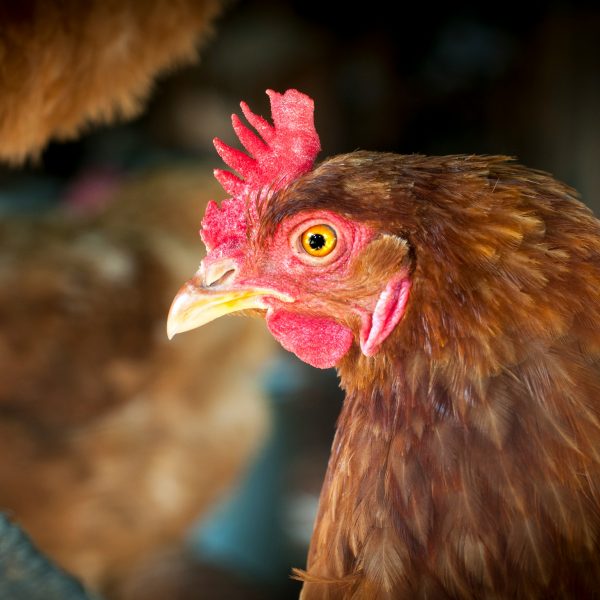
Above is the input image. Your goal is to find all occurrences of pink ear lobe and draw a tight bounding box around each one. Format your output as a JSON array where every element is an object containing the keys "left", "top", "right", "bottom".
[{"left": 360, "top": 276, "right": 411, "bottom": 356}]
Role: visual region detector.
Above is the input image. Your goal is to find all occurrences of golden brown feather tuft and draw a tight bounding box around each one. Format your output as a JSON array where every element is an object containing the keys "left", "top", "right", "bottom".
[{"left": 0, "top": 0, "right": 223, "bottom": 162}]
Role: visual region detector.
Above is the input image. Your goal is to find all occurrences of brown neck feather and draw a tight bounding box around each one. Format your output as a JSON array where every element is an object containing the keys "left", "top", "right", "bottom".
[
  {"left": 291, "top": 153, "right": 600, "bottom": 598},
  {"left": 298, "top": 338, "right": 600, "bottom": 599}
]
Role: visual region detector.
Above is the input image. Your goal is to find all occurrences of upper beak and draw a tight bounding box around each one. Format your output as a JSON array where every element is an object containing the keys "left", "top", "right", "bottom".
[{"left": 167, "top": 260, "right": 292, "bottom": 339}]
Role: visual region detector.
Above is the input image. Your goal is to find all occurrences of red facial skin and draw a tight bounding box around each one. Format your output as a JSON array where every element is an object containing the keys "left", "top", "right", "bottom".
[
  {"left": 261, "top": 210, "right": 374, "bottom": 368},
  {"left": 193, "top": 89, "right": 412, "bottom": 368},
  {"left": 200, "top": 208, "right": 411, "bottom": 368}
]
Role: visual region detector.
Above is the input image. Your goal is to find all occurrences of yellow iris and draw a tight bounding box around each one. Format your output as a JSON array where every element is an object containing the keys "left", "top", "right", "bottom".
[{"left": 301, "top": 224, "right": 337, "bottom": 257}]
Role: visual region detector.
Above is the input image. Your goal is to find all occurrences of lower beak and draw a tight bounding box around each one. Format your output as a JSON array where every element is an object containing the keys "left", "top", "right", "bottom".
[{"left": 167, "top": 273, "right": 291, "bottom": 340}]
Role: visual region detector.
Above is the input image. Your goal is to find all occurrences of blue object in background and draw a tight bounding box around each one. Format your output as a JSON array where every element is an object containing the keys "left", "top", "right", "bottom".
[
  {"left": 190, "top": 356, "right": 307, "bottom": 585},
  {"left": 0, "top": 514, "right": 99, "bottom": 600}
]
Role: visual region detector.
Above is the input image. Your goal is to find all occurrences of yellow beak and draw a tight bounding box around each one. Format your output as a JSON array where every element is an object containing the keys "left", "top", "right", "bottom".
[{"left": 167, "top": 271, "right": 292, "bottom": 340}]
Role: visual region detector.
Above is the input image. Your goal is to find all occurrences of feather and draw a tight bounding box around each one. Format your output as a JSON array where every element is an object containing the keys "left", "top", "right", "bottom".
[{"left": 356, "top": 526, "right": 408, "bottom": 598}]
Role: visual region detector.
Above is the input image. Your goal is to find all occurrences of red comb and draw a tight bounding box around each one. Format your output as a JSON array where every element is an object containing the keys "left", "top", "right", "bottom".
[
  {"left": 201, "top": 89, "right": 321, "bottom": 251},
  {"left": 213, "top": 89, "right": 321, "bottom": 197}
]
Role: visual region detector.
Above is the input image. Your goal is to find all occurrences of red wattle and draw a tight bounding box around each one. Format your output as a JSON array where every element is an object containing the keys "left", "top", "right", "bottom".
[{"left": 266, "top": 309, "right": 354, "bottom": 369}]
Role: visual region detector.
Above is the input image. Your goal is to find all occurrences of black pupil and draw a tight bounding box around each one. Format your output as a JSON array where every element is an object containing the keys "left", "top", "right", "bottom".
[{"left": 308, "top": 233, "right": 326, "bottom": 250}]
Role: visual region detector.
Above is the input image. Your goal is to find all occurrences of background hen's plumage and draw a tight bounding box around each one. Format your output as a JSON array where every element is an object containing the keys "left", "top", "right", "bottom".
[
  {"left": 0, "top": 0, "right": 222, "bottom": 163},
  {"left": 0, "top": 167, "right": 273, "bottom": 598}
]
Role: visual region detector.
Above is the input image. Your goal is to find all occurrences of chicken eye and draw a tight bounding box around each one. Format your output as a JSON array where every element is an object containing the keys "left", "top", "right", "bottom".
[{"left": 300, "top": 224, "right": 337, "bottom": 257}]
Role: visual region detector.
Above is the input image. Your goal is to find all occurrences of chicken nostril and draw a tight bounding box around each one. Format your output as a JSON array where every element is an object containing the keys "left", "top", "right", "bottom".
[
  {"left": 201, "top": 259, "right": 238, "bottom": 288},
  {"left": 207, "top": 268, "right": 236, "bottom": 288}
]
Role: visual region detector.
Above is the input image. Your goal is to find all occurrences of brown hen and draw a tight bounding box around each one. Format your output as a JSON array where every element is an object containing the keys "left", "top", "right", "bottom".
[{"left": 169, "top": 90, "right": 600, "bottom": 598}]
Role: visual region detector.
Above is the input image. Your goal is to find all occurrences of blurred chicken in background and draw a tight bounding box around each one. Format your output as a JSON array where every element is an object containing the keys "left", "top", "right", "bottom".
[
  {"left": 0, "top": 0, "right": 223, "bottom": 163},
  {"left": 0, "top": 167, "right": 274, "bottom": 597},
  {"left": 0, "top": 2, "right": 287, "bottom": 597}
]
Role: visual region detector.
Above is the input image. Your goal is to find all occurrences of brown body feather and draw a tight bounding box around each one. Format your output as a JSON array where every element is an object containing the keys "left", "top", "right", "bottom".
[
  {"left": 0, "top": 167, "right": 273, "bottom": 597},
  {"left": 279, "top": 153, "right": 600, "bottom": 598},
  {"left": 0, "top": 0, "right": 222, "bottom": 162}
]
